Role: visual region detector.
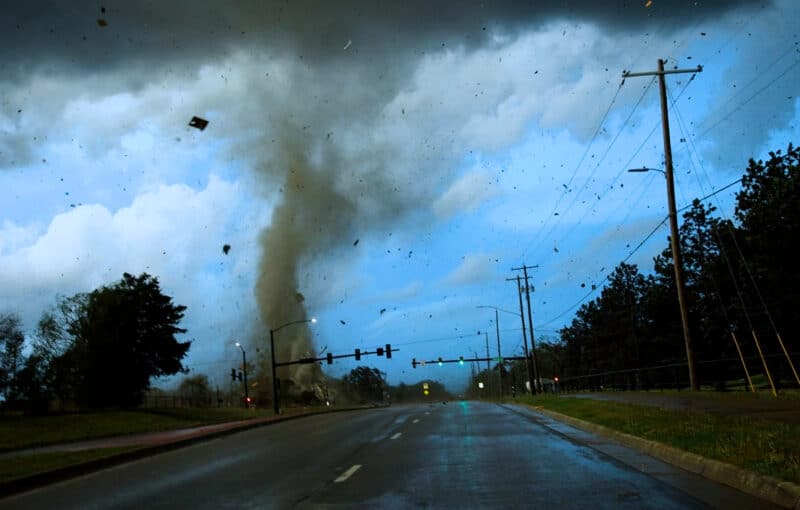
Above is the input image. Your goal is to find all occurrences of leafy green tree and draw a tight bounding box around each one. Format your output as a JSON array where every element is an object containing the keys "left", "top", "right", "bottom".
[
  {"left": 178, "top": 373, "right": 212, "bottom": 407},
  {"left": 67, "top": 273, "right": 191, "bottom": 408},
  {"left": 0, "top": 313, "right": 25, "bottom": 401},
  {"left": 341, "top": 366, "right": 386, "bottom": 403},
  {"left": 733, "top": 144, "right": 800, "bottom": 361}
]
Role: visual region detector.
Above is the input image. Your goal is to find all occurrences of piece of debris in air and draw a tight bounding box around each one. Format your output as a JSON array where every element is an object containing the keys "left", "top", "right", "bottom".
[
  {"left": 222, "top": 244, "right": 231, "bottom": 255},
  {"left": 343, "top": 39, "right": 352, "bottom": 50},
  {"left": 645, "top": 0, "right": 653, "bottom": 7},
  {"left": 340, "top": 320, "right": 346, "bottom": 325},
  {"left": 188, "top": 116, "right": 209, "bottom": 130},
  {"left": 353, "top": 239, "right": 359, "bottom": 246},
  {"left": 97, "top": 19, "right": 108, "bottom": 27},
  {"left": 380, "top": 308, "right": 386, "bottom": 315},
  {"left": 408, "top": 250, "right": 413, "bottom": 258}
]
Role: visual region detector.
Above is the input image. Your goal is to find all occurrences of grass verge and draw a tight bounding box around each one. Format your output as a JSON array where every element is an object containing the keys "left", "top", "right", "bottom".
[
  {"left": 0, "top": 447, "right": 141, "bottom": 484},
  {"left": 0, "top": 406, "right": 313, "bottom": 452},
  {"left": 514, "top": 394, "right": 800, "bottom": 484}
]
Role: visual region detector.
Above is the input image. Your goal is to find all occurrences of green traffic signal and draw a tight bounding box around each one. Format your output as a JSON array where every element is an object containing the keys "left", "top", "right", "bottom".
[{"left": 459, "top": 356, "right": 464, "bottom": 365}]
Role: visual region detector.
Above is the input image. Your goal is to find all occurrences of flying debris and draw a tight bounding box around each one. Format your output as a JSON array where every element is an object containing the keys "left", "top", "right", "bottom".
[
  {"left": 353, "top": 239, "right": 359, "bottom": 246},
  {"left": 188, "top": 116, "right": 209, "bottom": 130},
  {"left": 97, "top": 19, "right": 108, "bottom": 27},
  {"left": 343, "top": 39, "right": 352, "bottom": 50},
  {"left": 380, "top": 308, "right": 386, "bottom": 315},
  {"left": 340, "top": 320, "right": 346, "bottom": 325},
  {"left": 222, "top": 244, "right": 231, "bottom": 255}
]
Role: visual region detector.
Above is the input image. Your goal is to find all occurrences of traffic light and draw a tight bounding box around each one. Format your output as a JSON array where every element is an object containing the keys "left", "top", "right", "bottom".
[
  {"left": 459, "top": 356, "right": 464, "bottom": 365},
  {"left": 438, "top": 357, "right": 443, "bottom": 366},
  {"left": 385, "top": 344, "right": 392, "bottom": 358},
  {"left": 238, "top": 371, "right": 243, "bottom": 381},
  {"left": 377, "top": 347, "right": 384, "bottom": 356},
  {"left": 355, "top": 348, "right": 361, "bottom": 361},
  {"left": 231, "top": 368, "right": 237, "bottom": 381},
  {"left": 326, "top": 352, "right": 333, "bottom": 364},
  {"left": 412, "top": 358, "right": 417, "bottom": 368}
]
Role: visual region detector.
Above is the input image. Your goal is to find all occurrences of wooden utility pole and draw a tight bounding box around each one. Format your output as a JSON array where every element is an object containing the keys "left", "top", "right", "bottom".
[
  {"left": 513, "top": 265, "right": 541, "bottom": 393},
  {"left": 495, "top": 309, "right": 503, "bottom": 396},
  {"left": 623, "top": 60, "right": 702, "bottom": 391},
  {"left": 507, "top": 275, "right": 535, "bottom": 394}
]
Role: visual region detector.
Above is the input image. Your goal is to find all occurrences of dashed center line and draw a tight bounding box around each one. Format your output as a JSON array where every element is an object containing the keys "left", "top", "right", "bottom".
[
  {"left": 390, "top": 432, "right": 402, "bottom": 440},
  {"left": 412, "top": 419, "right": 420, "bottom": 424},
  {"left": 334, "top": 464, "right": 362, "bottom": 483}
]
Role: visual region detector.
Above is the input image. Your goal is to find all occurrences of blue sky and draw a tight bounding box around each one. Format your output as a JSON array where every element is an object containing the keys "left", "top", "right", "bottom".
[{"left": 1, "top": 0, "right": 798, "bottom": 392}]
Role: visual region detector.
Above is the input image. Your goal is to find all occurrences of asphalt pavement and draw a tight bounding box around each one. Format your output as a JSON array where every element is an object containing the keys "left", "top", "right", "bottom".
[{"left": 0, "top": 402, "right": 781, "bottom": 509}]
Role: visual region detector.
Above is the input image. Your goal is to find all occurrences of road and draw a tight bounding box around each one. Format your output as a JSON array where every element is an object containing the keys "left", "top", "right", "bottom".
[{"left": 0, "top": 401, "right": 779, "bottom": 509}]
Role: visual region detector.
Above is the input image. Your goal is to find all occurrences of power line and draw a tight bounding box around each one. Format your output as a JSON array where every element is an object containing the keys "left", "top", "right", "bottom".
[{"left": 519, "top": 78, "right": 627, "bottom": 259}]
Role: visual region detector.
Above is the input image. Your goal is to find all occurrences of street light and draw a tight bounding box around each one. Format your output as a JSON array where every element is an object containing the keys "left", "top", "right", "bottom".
[
  {"left": 270, "top": 317, "right": 317, "bottom": 415},
  {"left": 628, "top": 166, "right": 698, "bottom": 390},
  {"left": 234, "top": 342, "right": 248, "bottom": 407},
  {"left": 477, "top": 305, "right": 521, "bottom": 398}
]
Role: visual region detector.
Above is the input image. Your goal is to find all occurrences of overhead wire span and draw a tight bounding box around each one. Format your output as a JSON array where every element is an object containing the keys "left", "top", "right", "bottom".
[{"left": 518, "top": 78, "right": 626, "bottom": 259}]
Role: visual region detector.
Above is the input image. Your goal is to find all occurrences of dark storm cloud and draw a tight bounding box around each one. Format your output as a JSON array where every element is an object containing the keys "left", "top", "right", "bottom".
[{"left": 1, "top": 0, "right": 767, "bottom": 80}]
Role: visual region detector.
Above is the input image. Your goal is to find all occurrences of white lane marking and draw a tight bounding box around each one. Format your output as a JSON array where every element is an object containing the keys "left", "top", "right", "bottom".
[
  {"left": 390, "top": 432, "right": 402, "bottom": 440},
  {"left": 412, "top": 418, "right": 420, "bottom": 424},
  {"left": 334, "top": 464, "right": 362, "bottom": 483},
  {"left": 424, "top": 412, "right": 431, "bottom": 415}
]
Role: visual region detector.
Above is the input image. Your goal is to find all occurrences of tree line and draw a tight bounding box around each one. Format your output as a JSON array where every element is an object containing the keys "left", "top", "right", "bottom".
[
  {"left": 550, "top": 143, "right": 799, "bottom": 389},
  {"left": 0, "top": 273, "right": 191, "bottom": 413}
]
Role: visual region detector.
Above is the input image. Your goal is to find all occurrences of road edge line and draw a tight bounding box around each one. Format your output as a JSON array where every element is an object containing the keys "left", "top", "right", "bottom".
[{"left": 515, "top": 403, "right": 800, "bottom": 510}]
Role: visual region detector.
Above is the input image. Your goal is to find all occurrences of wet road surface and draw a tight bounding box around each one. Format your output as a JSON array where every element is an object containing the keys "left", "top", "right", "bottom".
[{"left": 0, "top": 401, "right": 779, "bottom": 509}]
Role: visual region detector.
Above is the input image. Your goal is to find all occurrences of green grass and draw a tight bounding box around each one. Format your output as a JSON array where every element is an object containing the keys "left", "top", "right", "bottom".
[
  {"left": 0, "top": 447, "right": 141, "bottom": 484},
  {"left": 0, "top": 406, "right": 310, "bottom": 452},
  {"left": 515, "top": 395, "right": 800, "bottom": 484}
]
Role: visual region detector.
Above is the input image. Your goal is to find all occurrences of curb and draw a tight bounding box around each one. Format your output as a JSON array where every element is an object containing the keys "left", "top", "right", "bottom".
[
  {"left": 0, "top": 405, "right": 376, "bottom": 499},
  {"left": 526, "top": 404, "right": 800, "bottom": 510}
]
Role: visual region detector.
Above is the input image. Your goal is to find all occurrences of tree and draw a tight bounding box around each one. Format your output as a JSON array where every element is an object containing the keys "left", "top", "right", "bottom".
[
  {"left": 0, "top": 313, "right": 25, "bottom": 401},
  {"left": 178, "top": 374, "right": 212, "bottom": 407},
  {"left": 733, "top": 144, "right": 800, "bottom": 354},
  {"left": 341, "top": 367, "right": 386, "bottom": 403},
  {"left": 67, "top": 273, "right": 191, "bottom": 408}
]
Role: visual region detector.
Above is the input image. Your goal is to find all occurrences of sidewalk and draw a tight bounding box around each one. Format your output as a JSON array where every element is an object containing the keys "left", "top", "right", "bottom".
[
  {"left": 0, "top": 415, "right": 282, "bottom": 460},
  {"left": 566, "top": 391, "right": 800, "bottom": 423}
]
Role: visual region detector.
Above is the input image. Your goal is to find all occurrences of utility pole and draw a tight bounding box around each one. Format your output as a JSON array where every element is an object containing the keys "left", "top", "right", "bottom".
[
  {"left": 513, "top": 264, "right": 542, "bottom": 393},
  {"left": 495, "top": 308, "right": 502, "bottom": 397},
  {"left": 623, "top": 60, "right": 702, "bottom": 391},
  {"left": 507, "top": 275, "right": 535, "bottom": 394}
]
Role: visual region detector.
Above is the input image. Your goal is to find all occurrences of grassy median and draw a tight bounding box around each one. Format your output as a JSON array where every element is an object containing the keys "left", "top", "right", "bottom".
[
  {"left": 515, "top": 394, "right": 800, "bottom": 484},
  {"left": 0, "top": 406, "right": 311, "bottom": 452},
  {"left": 0, "top": 447, "right": 142, "bottom": 484}
]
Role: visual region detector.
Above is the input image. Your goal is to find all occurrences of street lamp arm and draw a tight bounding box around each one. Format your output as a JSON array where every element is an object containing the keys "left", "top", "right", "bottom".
[
  {"left": 627, "top": 167, "right": 666, "bottom": 175},
  {"left": 272, "top": 318, "right": 315, "bottom": 334},
  {"left": 476, "top": 305, "right": 520, "bottom": 317}
]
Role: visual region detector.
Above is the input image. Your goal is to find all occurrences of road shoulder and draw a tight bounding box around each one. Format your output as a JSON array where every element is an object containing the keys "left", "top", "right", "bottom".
[{"left": 510, "top": 402, "right": 800, "bottom": 509}]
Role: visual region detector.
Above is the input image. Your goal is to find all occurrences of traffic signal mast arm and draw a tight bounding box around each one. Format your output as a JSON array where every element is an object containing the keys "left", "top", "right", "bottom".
[
  {"left": 275, "top": 346, "right": 398, "bottom": 367},
  {"left": 412, "top": 355, "right": 528, "bottom": 368}
]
